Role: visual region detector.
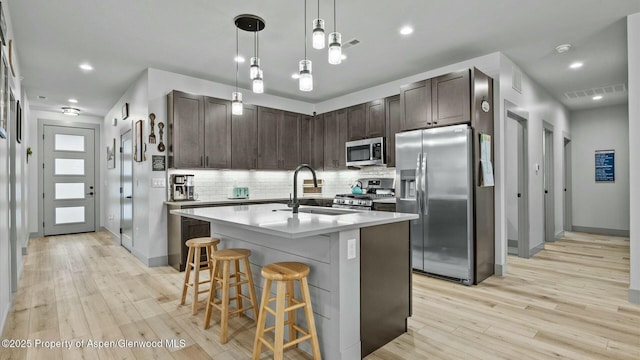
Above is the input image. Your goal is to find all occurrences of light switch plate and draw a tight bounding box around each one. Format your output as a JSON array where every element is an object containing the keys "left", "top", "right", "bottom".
[
  {"left": 151, "top": 178, "right": 166, "bottom": 188},
  {"left": 347, "top": 239, "right": 356, "bottom": 260}
]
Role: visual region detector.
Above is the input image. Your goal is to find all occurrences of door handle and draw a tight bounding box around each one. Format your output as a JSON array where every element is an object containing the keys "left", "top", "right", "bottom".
[
  {"left": 423, "top": 153, "right": 428, "bottom": 215},
  {"left": 415, "top": 153, "right": 422, "bottom": 214},
  {"left": 86, "top": 192, "right": 94, "bottom": 196},
  {"left": 125, "top": 196, "right": 132, "bottom": 199}
]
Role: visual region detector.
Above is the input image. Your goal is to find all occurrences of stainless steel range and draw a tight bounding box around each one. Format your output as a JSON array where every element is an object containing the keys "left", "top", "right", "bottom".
[{"left": 333, "top": 178, "right": 395, "bottom": 210}]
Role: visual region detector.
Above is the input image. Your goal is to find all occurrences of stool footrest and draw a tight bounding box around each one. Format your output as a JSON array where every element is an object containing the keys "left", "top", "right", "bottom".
[{"left": 258, "top": 325, "right": 312, "bottom": 350}]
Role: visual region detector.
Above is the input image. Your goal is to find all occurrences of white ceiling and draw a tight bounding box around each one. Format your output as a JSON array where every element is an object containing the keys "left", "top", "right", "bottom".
[{"left": 7, "top": 0, "right": 640, "bottom": 117}]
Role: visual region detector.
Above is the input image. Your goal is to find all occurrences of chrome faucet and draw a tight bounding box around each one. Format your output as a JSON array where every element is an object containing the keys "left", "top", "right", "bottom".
[{"left": 288, "top": 164, "right": 318, "bottom": 213}]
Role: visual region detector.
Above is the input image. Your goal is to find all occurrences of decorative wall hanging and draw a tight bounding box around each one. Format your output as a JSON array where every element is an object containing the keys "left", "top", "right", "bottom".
[
  {"left": 157, "top": 122, "right": 165, "bottom": 152},
  {"left": 107, "top": 138, "right": 116, "bottom": 169},
  {"left": 122, "top": 102, "right": 129, "bottom": 120},
  {"left": 8, "top": 39, "right": 15, "bottom": 77},
  {"left": 152, "top": 155, "right": 166, "bottom": 171},
  {"left": 0, "top": 2, "right": 6, "bottom": 46},
  {"left": 148, "top": 113, "right": 156, "bottom": 144}
]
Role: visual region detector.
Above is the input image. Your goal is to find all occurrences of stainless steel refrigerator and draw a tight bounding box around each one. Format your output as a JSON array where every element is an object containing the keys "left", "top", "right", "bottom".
[{"left": 396, "top": 124, "right": 474, "bottom": 285}]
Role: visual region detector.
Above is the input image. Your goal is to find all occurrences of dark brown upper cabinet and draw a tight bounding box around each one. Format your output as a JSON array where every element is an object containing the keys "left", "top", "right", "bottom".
[
  {"left": 257, "top": 107, "right": 301, "bottom": 170},
  {"left": 324, "top": 109, "right": 348, "bottom": 169},
  {"left": 257, "top": 107, "right": 281, "bottom": 169},
  {"left": 431, "top": 70, "right": 471, "bottom": 127},
  {"left": 347, "top": 104, "right": 366, "bottom": 141},
  {"left": 385, "top": 95, "right": 401, "bottom": 167},
  {"left": 231, "top": 104, "right": 258, "bottom": 169},
  {"left": 365, "top": 99, "right": 385, "bottom": 138},
  {"left": 203, "top": 97, "right": 232, "bottom": 168},
  {"left": 400, "top": 79, "right": 433, "bottom": 131},
  {"left": 279, "top": 111, "right": 301, "bottom": 169},
  {"left": 168, "top": 91, "right": 231, "bottom": 169},
  {"left": 300, "top": 114, "right": 324, "bottom": 171}
]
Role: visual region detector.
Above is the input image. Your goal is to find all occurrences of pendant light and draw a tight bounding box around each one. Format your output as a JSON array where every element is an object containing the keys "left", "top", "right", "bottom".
[
  {"left": 231, "top": 26, "right": 243, "bottom": 115},
  {"left": 299, "top": 0, "right": 313, "bottom": 91},
  {"left": 312, "top": 0, "right": 325, "bottom": 49},
  {"left": 328, "top": 0, "right": 342, "bottom": 65},
  {"left": 252, "top": 19, "right": 264, "bottom": 93}
]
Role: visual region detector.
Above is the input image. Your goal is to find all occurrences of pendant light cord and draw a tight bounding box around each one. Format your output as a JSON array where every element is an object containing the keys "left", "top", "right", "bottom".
[
  {"left": 235, "top": 26, "right": 239, "bottom": 91},
  {"left": 318, "top": 0, "right": 320, "bottom": 18},
  {"left": 333, "top": 0, "right": 336, "bottom": 31},
  {"left": 304, "top": 0, "right": 308, "bottom": 60}
]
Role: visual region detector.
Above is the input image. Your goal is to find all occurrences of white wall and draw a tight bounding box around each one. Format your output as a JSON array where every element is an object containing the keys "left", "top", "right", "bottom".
[
  {"left": 0, "top": 0, "right": 28, "bottom": 336},
  {"left": 570, "top": 105, "right": 629, "bottom": 232},
  {"left": 102, "top": 70, "right": 149, "bottom": 263},
  {"left": 627, "top": 12, "right": 640, "bottom": 303},
  {"left": 496, "top": 54, "right": 571, "bottom": 267}
]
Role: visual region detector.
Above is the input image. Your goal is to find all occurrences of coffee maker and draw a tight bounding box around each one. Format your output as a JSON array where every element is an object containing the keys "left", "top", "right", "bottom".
[{"left": 171, "top": 174, "right": 195, "bottom": 201}]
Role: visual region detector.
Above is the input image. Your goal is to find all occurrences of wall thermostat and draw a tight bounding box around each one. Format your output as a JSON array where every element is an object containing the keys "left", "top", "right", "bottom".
[{"left": 481, "top": 100, "right": 490, "bottom": 113}]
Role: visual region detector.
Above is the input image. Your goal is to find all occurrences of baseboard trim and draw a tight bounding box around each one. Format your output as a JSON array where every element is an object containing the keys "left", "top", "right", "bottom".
[
  {"left": 148, "top": 256, "right": 168, "bottom": 267},
  {"left": 22, "top": 246, "right": 27, "bottom": 255},
  {"left": 572, "top": 226, "right": 629, "bottom": 237},
  {"left": 529, "top": 243, "right": 545, "bottom": 257},
  {"left": 554, "top": 231, "right": 564, "bottom": 241},
  {"left": 629, "top": 288, "right": 640, "bottom": 304},
  {"left": 0, "top": 302, "right": 11, "bottom": 342},
  {"left": 507, "top": 239, "right": 518, "bottom": 248},
  {"left": 103, "top": 228, "right": 121, "bottom": 244},
  {"left": 29, "top": 232, "right": 41, "bottom": 239},
  {"left": 494, "top": 263, "right": 505, "bottom": 276}
]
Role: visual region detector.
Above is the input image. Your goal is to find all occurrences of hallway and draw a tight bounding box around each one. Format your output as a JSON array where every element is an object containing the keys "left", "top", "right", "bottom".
[{"left": 1, "top": 231, "right": 638, "bottom": 359}]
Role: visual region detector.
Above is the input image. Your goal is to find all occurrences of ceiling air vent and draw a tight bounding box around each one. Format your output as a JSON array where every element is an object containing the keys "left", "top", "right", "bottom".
[
  {"left": 512, "top": 66, "right": 522, "bottom": 94},
  {"left": 564, "top": 83, "right": 627, "bottom": 100},
  {"left": 342, "top": 38, "right": 360, "bottom": 50}
]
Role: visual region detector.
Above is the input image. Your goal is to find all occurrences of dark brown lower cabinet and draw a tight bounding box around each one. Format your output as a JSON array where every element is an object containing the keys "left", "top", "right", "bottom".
[
  {"left": 360, "top": 221, "right": 411, "bottom": 357},
  {"left": 167, "top": 204, "right": 210, "bottom": 271}
]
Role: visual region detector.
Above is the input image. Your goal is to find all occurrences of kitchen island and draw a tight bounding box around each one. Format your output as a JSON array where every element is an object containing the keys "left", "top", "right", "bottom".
[{"left": 170, "top": 203, "right": 417, "bottom": 359}]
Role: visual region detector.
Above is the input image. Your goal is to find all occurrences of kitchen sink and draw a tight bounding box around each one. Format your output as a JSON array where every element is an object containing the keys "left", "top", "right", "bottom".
[{"left": 275, "top": 207, "right": 359, "bottom": 216}]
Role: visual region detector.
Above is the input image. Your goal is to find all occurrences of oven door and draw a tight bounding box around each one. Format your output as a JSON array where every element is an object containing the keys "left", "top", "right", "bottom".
[{"left": 332, "top": 204, "right": 371, "bottom": 211}]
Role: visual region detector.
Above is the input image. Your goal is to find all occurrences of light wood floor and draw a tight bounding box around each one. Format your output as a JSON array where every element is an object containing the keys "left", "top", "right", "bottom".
[{"left": 1, "top": 231, "right": 638, "bottom": 359}]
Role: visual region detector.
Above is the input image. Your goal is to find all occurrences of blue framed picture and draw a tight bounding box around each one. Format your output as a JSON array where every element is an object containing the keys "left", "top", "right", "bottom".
[{"left": 595, "top": 150, "right": 615, "bottom": 182}]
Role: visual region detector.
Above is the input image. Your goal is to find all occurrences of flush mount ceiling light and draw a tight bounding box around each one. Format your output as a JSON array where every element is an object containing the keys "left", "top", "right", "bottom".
[
  {"left": 593, "top": 95, "right": 603, "bottom": 100},
  {"left": 68, "top": 98, "right": 78, "bottom": 103},
  {"left": 555, "top": 44, "right": 571, "bottom": 53},
  {"left": 400, "top": 26, "right": 414, "bottom": 35},
  {"left": 312, "top": 0, "right": 325, "bottom": 49},
  {"left": 569, "top": 62, "right": 583, "bottom": 69},
  {"left": 234, "top": 56, "right": 245, "bottom": 63},
  {"left": 78, "top": 63, "right": 93, "bottom": 71},
  {"left": 235, "top": 14, "right": 266, "bottom": 94},
  {"left": 62, "top": 107, "right": 80, "bottom": 116},
  {"left": 328, "top": 0, "right": 342, "bottom": 65},
  {"left": 299, "top": 0, "right": 313, "bottom": 91}
]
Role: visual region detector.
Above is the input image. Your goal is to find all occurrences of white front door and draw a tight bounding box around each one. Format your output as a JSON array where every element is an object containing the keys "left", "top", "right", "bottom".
[{"left": 43, "top": 125, "right": 96, "bottom": 235}]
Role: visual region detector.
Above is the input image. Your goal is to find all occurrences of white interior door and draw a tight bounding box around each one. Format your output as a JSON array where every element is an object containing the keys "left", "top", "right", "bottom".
[
  {"left": 543, "top": 128, "right": 555, "bottom": 242},
  {"left": 120, "top": 129, "right": 133, "bottom": 251},
  {"left": 43, "top": 125, "right": 96, "bottom": 235}
]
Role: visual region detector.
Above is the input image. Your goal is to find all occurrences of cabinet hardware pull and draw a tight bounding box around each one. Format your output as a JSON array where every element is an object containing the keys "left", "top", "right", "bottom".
[
  {"left": 200, "top": 156, "right": 203, "bottom": 166},
  {"left": 206, "top": 156, "right": 209, "bottom": 167}
]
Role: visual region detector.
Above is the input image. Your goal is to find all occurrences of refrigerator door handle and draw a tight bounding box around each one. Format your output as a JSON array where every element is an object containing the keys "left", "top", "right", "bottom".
[
  {"left": 423, "top": 153, "right": 428, "bottom": 215},
  {"left": 415, "top": 153, "right": 422, "bottom": 212}
]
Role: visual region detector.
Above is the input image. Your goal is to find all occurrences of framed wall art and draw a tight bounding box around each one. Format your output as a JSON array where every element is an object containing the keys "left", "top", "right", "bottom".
[
  {"left": 134, "top": 119, "right": 145, "bottom": 162},
  {"left": 0, "top": 48, "right": 7, "bottom": 139},
  {"left": 16, "top": 99, "right": 21, "bottom": 143},
  {"left": 107, "top": 138, "right": 116, "bottom": 169},
  {"left": 122, "top": 102, "right": 129, "bottom": 120}
]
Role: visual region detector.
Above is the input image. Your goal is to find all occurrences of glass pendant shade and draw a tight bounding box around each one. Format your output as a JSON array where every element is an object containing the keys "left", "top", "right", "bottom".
[
  {"left": 249, "top": 57, "right": 260, "bottom": 80},
  {"left": 231, "top": 92, "right": 243, "bottom": 115},
  {"left": 252, "top": 70, "right": 264, "bottom": 93},
  {"left": 299, "top": 60, "right": 313, "bottom": 92},
  {"left": 312, "top": 19, "right": 325, "bottom": 49},
  {"left": 328, "top": 32, "right": 342, "bottom": 64}
]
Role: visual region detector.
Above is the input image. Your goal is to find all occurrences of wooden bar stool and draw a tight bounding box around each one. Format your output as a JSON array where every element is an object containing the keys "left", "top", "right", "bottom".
[
  {"left": 204, "top": 248, "right": 258, "bottom": 344},
  {"left": 252, "top": 262, "right": 321, "bottom": 360},
  {"left": 180, "top": 237, "right": 220, "bottom": 315}
]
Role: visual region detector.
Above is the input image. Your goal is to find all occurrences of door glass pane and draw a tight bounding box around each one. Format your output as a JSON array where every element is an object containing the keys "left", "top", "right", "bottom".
[
  {"left": 55, "top": 206, "right": 85, "bottom": 224},
  {"left": 55, "top": 158, "right": 85, "bottom": 175},
  {"left": 55, "top": 134, "right": 85, "bottom": 152},
  {"left": 55, "top": 183, "right": 85, "bottom": 199}
]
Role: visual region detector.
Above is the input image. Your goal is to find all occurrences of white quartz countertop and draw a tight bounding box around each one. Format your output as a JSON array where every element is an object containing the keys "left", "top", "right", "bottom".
[
  {"left": 165, "top": 196, "right": 331, "bottom": 206},
  {"left": 170, "top": 203, "right": 417, "bottom": 238}
]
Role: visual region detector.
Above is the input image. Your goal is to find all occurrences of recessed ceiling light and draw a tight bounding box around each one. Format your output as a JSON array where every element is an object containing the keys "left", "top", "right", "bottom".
[
  {"left": 37, "top": 95, "right": 47, "bottom": 100},
  {"left": 291, "top": 73, "right": 300, "bottom": 79},
  {"left": 341, "top": 54, "right": 347, "bottom": 60},
  {"left": 555, "top": 44, "right": 571, "bottom": 53},
  {"left": 400, "top": 26, "right": 414, "bottom": 35},
  {"left": 79, "top": 63, "right": 93, "bottom": 71},
  {"left": 62, "top": 107, "right": 80, "bottom": 116},
  {"left": 592, "top": 95, "right": 603, "bottom": 100},
  {"left": 234, "top": 56, "right": 245, "bottom": 63},
  {"left": 68, "top": 98, "right": 78, "bottom": 103},
  {"left": 569, "top": 62, "right": 583, "bottom": 69}
]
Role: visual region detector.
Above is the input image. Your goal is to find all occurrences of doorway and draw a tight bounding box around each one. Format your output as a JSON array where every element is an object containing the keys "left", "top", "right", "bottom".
[
  {"left": 563, "top": 135, "right": 572, "bottom": 232},
  {"left": 505, "top": 102, "right": 530, "bottom": 258},
  {"left": 543, "top": 123, "right": 555, "bottom": 242},
  {"left": 120, "top": 129, "right": 133, "bottom": 251},
  {"left": 8, "top": 90, "right": 17, "bottom": 293}
]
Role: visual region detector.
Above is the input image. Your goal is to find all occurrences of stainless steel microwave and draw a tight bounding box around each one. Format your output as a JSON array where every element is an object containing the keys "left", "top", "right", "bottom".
[{"left": 345, "top": 137, "right": 386, "bottom": 167}]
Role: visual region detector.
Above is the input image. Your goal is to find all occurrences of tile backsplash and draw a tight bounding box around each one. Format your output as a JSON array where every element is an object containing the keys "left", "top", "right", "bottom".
[{"left": 167, "top": 166, "right": 395, "bottom": 201}]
